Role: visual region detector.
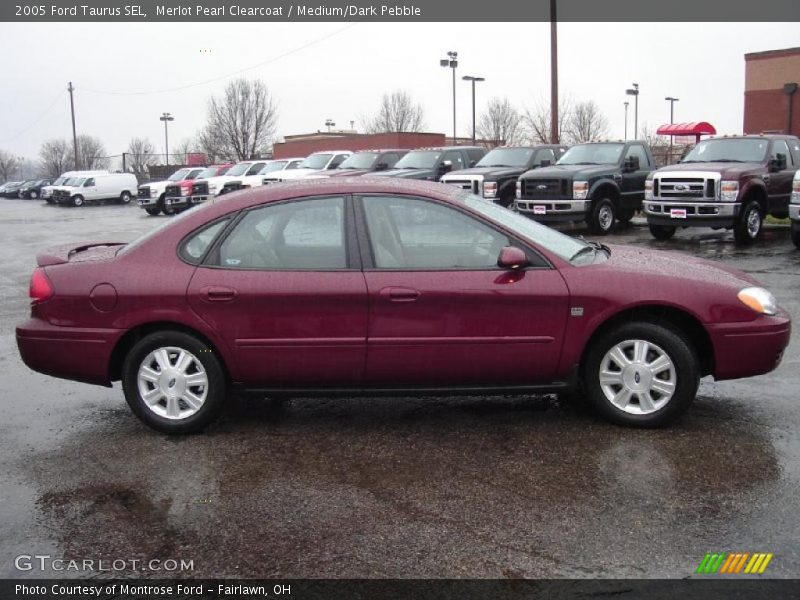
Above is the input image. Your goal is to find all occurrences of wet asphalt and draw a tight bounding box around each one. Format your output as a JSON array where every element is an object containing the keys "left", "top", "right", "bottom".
[{"left": 0, "top": 198, "right": 798, "bottom": 579}]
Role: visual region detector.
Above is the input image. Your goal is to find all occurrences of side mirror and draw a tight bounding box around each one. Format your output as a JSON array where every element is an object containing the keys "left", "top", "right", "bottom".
[
  {"left": 328, "top": 162, "right": 341, "bottom": 170},
  {"left": 624, "top": 155, "right": 640, "bottom": 172},
  {"left": 439, "top": 160, "right": 453, "bottom": 174},
  {"left": 375, "top": 162, "right": 389, "bottom": 171},
  {"left": 769, "top": 153, "right": 787, "bottom": 172},
  {"left": 540, "top": 159, "right": 552, "bottom": 167},
  {"left": 497, "top": 246, "right": 529, "bottom": 270}
]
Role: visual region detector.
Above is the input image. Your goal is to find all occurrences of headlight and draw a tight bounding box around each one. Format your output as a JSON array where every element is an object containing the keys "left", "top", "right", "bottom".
[
  {"left": 483, "top": 181, "right": 497, "bottom": 198},
  {"left": 644, "top": 179, "right": 654, "bottom": 200},
  {"left": 515, "top": 181, "right": 521, "bottom": 199},
  {"left": 573, "top": 181, "right": 588, "bottom": 200},
  {"left": 720, "top": 181, "right": 739, "bottom": 202},
  {"left": 791, "top": 179, "right": 800, "bottom": 204},
  {"left": 737, "top": 287, "right": 778, "bottom": 316},
  {"left": 209, "top": 184, "right": 218, "bottom": 192}
]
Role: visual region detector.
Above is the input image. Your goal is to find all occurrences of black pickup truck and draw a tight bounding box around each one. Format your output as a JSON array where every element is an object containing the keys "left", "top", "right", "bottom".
[
  {"left": 644, "top": 134, "right": 800, "bottom": 243},
  {"left": 372, "top": 146, "right": 486, "bottom": 182},
  {"left": 515, "top": 140, "right": 655, "bottom": 234},
  {"left": 440, "top": 145, "right": 568, "bottom": 207}
]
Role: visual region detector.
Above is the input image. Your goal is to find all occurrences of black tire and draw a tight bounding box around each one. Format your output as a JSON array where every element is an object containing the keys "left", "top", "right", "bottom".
[
  {"left": 121, "top": 331, "right": 227, "bottom": 434},
  {"left": 497, "top": 187, "right": 515, "bottom": 208},
  {"left": 29, "top": 191, "right": 39, "bottom": 200},
  {"left": 617, "top": 207, "right": 636, "bottom": 223},
  {"left": 145, "top": 207, "right": 161, "bottom": 216},
  {"left": 586, "top": 197, "right": 616, "bottom": 235},
  {"left": 72, "top": 195, "right": 84, "bottom": 207},
  {"left": 161, "top": 195, "right": 176, "bottom": 216},
  {"left": 792, "top": 223, "right": 800, "bottom": 249},
  {"left": 583, "top": 321, "right": 699, "bottom": 428},
  {"left": 733, "top": 200, "right": 762, "bottom": 244},
  {"left": 120, "top": 191, "right": 132, "bottom": 204},
  {"left": 649, "top": 223, "right": 677, "bottom": 240}
]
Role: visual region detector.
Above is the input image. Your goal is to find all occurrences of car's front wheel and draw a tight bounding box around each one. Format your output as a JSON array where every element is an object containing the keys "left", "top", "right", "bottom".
[
  {"left": 734, "top": 200, "right": 762, "bottom": 244},
  {"left": 72, "top": 195, "right": 84, "bottom": 207},
  {"left": 30, "top": 190, "right": 39, "bottom": 200},
  {"left": 791, "top": 222, "right": 800, "bottom": 249},
  {"left": 145, "top": 207, "right": 161, "bottom": 216},
  {"left": 587, "top": 198, "right": 616, "bottom": 235},
  {"left": 584, "top": 321, "right": 699, "bottom": 427},
  {"left": 122, "top": 331, "right": 227, "bottom": 434},
  {"left": 649, "top": 223, "right": 676, "bottom": 240}
]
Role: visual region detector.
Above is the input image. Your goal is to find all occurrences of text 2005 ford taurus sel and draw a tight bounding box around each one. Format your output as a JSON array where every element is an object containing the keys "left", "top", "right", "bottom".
[{"left": 17, "top": 179, "right": 790, "bottom": 434}]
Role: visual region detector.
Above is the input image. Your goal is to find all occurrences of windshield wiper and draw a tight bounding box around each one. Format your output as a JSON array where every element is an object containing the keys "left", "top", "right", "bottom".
[{"left": 710, "top": 159, "right": 744, "bottom": 163}]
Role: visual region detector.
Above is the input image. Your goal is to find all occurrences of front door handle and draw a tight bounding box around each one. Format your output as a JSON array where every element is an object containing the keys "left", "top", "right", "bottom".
[
  {"left": 202, "top": 286, "right": 238, "bottom": 302},
  {"left": 379, "top": 286, "right": 421, "bottom": 303}
]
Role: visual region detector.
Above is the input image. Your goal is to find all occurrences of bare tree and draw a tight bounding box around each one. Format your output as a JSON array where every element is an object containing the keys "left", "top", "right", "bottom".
[
  {"left": 564, "top": 100, "right": 609, "bottom": 144},
  {"left": 0, "top": 150, "right": 21, "bottom": 181},
  {"left": 201, "top": 78, "right": 278, "bottom": 161},
  {"left": 522, "top": 99, "right": 572, "bottom": 144},
  {"left": 475, "top": 97, "right": 523, "bottom": 146},
  {"left": 38, "top": 139, "right": 73, "bottom": 178},
  {"left": 171, "top": 138, "right": 195, "bottom": 164},
  {"left": 126, "top": 137, "right": 156, "bottom": 177},
  {"left": 364, "top": 91, "right": 425, "bottom": 133},
  {"left": 74, "top": 135, "right": 108, "bottom": 170}
]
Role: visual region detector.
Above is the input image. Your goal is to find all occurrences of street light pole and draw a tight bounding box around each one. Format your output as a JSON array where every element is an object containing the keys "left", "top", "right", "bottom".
[
  {"left": 440, "top": 51, "right": 458, "bottom": 145},
  {"left": 462, "top": 75, "right": 485, "bottom": 144},
  {"left": 624, "top": 101, "right": 629, "bottom": 140},
  {"left": 325, "top": 119, "right": 335, "bottom": 133},
  {"left": 625, "top": 83, "right": 639, "bottom": 139},
  {"left": 160, "top": 112, "right": 174, "bottom": 165},
  {"left": 550, "top": 0, "right": 559, "bottom": 144},
  {"left": 665, "top": 96, "right": 679, "bottom": 162},
  {"left": 67, "top": 82, "right": 79, "bottom": 170}
]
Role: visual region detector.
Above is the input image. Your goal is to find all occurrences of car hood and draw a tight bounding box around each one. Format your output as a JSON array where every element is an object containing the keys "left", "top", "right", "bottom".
[
  {"left": 449, "top": 166, "right": 525, "bottom": 179},
  {"left": 196, "top": 175, "right": 238, "bottom": 186},
  {"left": 372, "top": 168, "right": 434, "bottom": 179},
  {"left": 655, "top": 162, "right": 765, "bottom": 178},
  {"left": 522, "top": 164, "right": 617, "bottom": 179},
  {"left": 140, "top": 179, "right": 168, "bottom": 187},
  {"left": 265, "top": 168, "right": 321, "bottom": 180}
]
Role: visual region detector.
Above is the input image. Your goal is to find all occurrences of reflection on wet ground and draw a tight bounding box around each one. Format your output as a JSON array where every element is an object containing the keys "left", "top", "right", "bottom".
[{"left": 0, "top": 202, "right": 797, "bottom": 578}]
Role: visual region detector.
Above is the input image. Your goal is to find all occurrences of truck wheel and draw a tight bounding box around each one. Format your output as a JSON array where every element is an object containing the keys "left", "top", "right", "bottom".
[
  {"left": 121, "top": 331, "right": 227, "bottom": 434},
  {"left": 617, "top": 207, "right": 636, "bottom": 223},
  {"left": 145, "top": 207, "right": 161, "bottom": 216},
  {"left": 583, "top": 321, "right": 699, "bottom": 427},
  {"left": 498, "top": 188, "right": 515, "bottom": 208},
  {"left": 734, "top": 200, "right": 762, "bottom": 244},
  {"left": 648, "top": 224, "right": 676, "bottom": 240},
  {"left": 587, "top": 198, "right": 616, "bottom": 235},
  {"left": 791, "top": 223, "right": 800, "bottom": 249},
  {"left": 72, "top": 195, "right": 84, "bottom": 207},
  {"left": 120, "top": 191, "right": 132, "bottom": 204}
]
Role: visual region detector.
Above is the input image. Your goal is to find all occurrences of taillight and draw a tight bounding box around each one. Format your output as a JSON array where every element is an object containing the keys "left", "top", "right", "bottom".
[{"left": 29, "top": 268, "right": 54, "bottom": 303}]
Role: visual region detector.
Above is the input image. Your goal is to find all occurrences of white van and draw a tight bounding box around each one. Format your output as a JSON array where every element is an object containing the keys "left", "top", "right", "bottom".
[
  {"left": 42, "top": 170, "right": 108, "bottom": 203},
  {"left": 53, "top": 173, "right": 139, "bottom": 207}
]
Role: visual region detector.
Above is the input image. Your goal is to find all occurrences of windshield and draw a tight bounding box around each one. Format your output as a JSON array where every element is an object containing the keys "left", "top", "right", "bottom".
[
  {"left": 394, "top": 151, "right": 441, "bottom": 169},
  {"left": 459, "top": 193, "right": 588, "bottom": 262},
  {"left": 68, "top": 178, "right": 86, "bottom": 186},
  {"left": 477, "top": 148, "right": 534, "bottom": 168},
  {"left": 226, "top": 163, "right": 253, "bottom": 176},
  {"left": 197, "top": 166, "right": 228, "bottom": 178},
  {"left": 300, "top": 154, "right": 333, "bottom": 169},
  {"left": 558, "top": 143, "right": 624, "bottom": 165},
  {"left": 168, "top": 168, "right": 190, "bottom": 181},
  {"left": 337, "top": 152, "right": 379, "bottom": 169},
  {"left": 51, "top": 177, "right": 66, "bottom": 185},
  {"left": 681, "top": 138, "right": 769, "bottom": 163},
  {"left": 259, "top": 161, "right": 287, "bottom": 174}
]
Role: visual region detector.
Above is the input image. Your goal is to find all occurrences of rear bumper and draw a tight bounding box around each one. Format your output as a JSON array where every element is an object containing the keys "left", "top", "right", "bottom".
[
  {"left": 16, "top": 317, "right": 120, "bottom": 386},
  {"left": 707, "top": 312, "right": 791, "bottom": 381}
]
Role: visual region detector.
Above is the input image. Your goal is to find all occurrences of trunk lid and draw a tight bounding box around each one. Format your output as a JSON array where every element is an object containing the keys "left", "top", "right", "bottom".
[{"left": 36, "top": 242, "right": 125, "bottom": 267}]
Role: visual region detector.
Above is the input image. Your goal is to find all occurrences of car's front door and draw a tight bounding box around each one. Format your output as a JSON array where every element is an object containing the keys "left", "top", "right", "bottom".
[
  {"left": 620, "top": 144, "right": 651, "bottom": 208},
  {"left": 187, "top": 195, "right": 368, "bottom": 389},
  {"left": 766, "top": 139, "right": 796, "bottom": 215},
  {"left": 356, "top": 194, "right": 570, "bottom": 388}
]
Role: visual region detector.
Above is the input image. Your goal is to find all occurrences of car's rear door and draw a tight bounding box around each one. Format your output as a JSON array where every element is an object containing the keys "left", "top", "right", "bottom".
[
  {"left": 186, "top": 195, "right": 368, "bottom": 389},
  {"left": 355, "top": 194, "right": 570, "bottom": 388}
]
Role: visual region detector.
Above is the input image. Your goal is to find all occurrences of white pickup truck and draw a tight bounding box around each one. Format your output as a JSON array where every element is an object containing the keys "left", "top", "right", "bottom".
[
  {"left": 137, "top": 167, "right": 205, "bottom": 215},
  {"left": 191, "top": 160, "right": 270, "bottom": 201},
  {"left": 791, "top": 169, "right": 800, "bottom": 249},
  {"left": 261, "top": 151, "right": 352, "bottom": 184}
]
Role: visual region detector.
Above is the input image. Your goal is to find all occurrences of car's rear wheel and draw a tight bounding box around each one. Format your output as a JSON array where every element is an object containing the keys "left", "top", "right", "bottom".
[
  {"left": 145, "top": 207, "right": 161, "bottom": 216},
  {"left": 734, "top": 200, "right": 762, "bottom": 244},
  {"left": 30, "top": 191, "right": 39, "bottom": 200},
  {"left": 583, "top": 321, "right": 699, "bottom": 427},
  {"left": 120, "top": 191, "right": 132, "bottom": 204},
  {"left": 122, "top": 331, "right": 227, "bottom": 434},
  {"left": 792, "top": 223, "right": 800, "bottom": 249},
  {"left": 72, "top": 195, "right": 84, "bottom": 207},
  {"left": 587, "top": 198, "right": 616, "bottom": 235},
  {"left": 649, "top": 223, "right": 676, "bottom": 240}
]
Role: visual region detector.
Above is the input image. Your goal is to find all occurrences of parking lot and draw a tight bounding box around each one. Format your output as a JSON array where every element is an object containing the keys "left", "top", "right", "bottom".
[{"left": 1, "top": 197, "right": 798, "bottom": 579}]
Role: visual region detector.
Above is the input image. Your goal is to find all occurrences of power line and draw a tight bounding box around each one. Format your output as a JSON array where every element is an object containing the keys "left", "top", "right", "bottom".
[
  {"left": 0, "top": 90, "right": 65, "bottom": 143},
  {"left": 82, "top": 23, "right": 358, "bottom": 97}
]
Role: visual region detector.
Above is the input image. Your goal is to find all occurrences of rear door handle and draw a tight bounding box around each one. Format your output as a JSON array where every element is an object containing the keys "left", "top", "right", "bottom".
[
  {"left": 202, "top": 286, "right": 238, "bottom": 302},
  {"left": 379, "top": 286, "right": 421, "bottom": 303}
]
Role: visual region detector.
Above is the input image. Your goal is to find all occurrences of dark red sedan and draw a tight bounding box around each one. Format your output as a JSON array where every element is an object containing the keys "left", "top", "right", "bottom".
[{"left": 16, "top": 179, "right": 790, "bottom": 434}]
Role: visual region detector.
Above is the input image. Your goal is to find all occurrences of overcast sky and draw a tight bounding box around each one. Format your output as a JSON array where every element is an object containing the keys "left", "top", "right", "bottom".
[{"left": 0, "top": 22, "right": 798, "bottom": 160}]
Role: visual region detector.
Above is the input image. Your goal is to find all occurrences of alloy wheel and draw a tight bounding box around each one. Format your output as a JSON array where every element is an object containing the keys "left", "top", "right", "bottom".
[{"left": 136, "top": 346, "right": 208, "bottom": 420}]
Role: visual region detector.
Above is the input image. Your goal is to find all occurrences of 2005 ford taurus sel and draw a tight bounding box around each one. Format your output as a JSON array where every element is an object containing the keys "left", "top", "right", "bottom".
[{"left": 17, "top": 179, "right": 790, "bottom": 434}]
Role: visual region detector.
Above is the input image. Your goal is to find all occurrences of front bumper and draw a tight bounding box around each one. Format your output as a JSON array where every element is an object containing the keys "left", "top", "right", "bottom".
[
  {"left": 644, "top": 200, "right": 739, "bottom": 228},
  {"left": 164, "top": 195, "right": 196, "bottom": 209},
  {"left": 16, "top": 317, "right": 121, "bottom": 386},
  {"left": 137, "top": 196, "right": 158, "bottom": 207},
  {"left": 515, "top": 198, "right": 589, "bottom": 221},
  {"left": 707, "top": 311, "right": 791, "bottom": 381},
  {"left": 789, "top": 204, "right": 800, "bottom": 222}
]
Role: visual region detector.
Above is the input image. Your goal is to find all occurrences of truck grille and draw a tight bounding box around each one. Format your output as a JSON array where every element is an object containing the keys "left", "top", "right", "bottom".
[
  {"left": 165, "top": 184, "right": 181, "bottom": 198},
  {"left": 138, "top": 187, "right": 151, "bottom": 199},
  {"left": 521, "top": 178, "right": 568, "bottom": 199},
  {"left": 220, "top": 181, "right": 244, "bottom": 195},
  {"left": 192, "top": 181, "right": 209, "bottom": 196},
  {"left": 656, "top": 177, "right": 716, "bottom": 200},
  {"left": 53, "top": 189, "right": 68, "bottom": 201}
]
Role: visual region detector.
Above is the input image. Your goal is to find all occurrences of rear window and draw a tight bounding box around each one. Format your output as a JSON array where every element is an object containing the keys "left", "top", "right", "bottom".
[{"left": 179, "top": 219, "right": 231, "bottom": 264}]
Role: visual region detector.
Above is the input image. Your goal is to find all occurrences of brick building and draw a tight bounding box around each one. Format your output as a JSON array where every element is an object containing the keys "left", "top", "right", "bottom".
[{"left": 744, "top": 47, "right": 800, "bottom": 135}]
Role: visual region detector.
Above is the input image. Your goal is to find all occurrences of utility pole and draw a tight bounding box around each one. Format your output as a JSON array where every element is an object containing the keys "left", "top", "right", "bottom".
[
  {"left": 550, "top": 0, "right": 559, "bottom": 144},
  {"left": 160, "top": 112, "right": 174, "bottom": 165},
  {"left": 68, "top": 82, "right": 79, "bottom": 170},
  {"left": 440, "top": 51, "right": 458, "bottom": 145},
  {"left": 463, "top": 76, "right": 485, "bottom": 144},
  {"left": 624, "top": 101, "right": 629, "bottom": 139}
]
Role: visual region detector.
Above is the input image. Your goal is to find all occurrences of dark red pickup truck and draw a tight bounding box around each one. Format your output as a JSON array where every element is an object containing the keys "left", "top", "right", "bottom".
[{"left": 643, "top": 134, "right": 800, "bottom": 243}]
